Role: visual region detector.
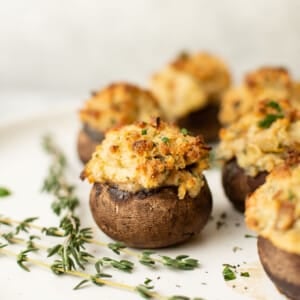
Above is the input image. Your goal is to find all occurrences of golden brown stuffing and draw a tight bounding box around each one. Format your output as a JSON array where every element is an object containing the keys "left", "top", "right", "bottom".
[
  {"left": 82, "top": 119, "right": 210, "bottom": 199},
  {"left": 150, "top": 52, "right": 231, "bottom": 121},
  {"left": 218, "top": 99, "right": 300, "bottom": 176},
  {"left": 246, "top": 155, "right": 300, "bottom": 254},
  {"left": 219, "top": 67, "right": 300, "bottom": 125},
  {"left": 79, "top": 83, "right": 162, "bottom": 132}
]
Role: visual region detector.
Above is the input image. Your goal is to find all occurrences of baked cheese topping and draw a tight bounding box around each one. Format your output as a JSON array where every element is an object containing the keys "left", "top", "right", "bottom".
[
  {"left": 218, "top": 99, "right": 300, "bottom": 176},
  {"left": 150, "top": 52, "right": 231, "bottom": 121},
  {"left": 246, "top": 158, "right": 300, "bottom": 254},
  {"left": 219, "top": 67, "right": 300, "bottom": 125},
  {"left": 79, "top": 83, "right": 162, "bottom": 132},
  {"left": 82, "top": 120, "right": 210, "bottom": 199}
]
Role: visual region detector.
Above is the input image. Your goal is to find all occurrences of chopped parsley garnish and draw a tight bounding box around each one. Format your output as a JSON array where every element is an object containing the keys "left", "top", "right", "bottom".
[
  {"left": 180, "top": 128, "right": 188, "bottom": 135},
  {"left": 240, "top": 272, "right": 250, "bottom": 277},
  {"left": 267, "top": 100, "right": 282, "bottom": 112},
  {"left": 223, "top": 265, "right": 236, "bottom": 281},
  {"left": 258, "top": 113, "right": 284, "bottom": 128},
  {"left": 257, "top": 101, "right": 284, "bottom": 129},
  {"left": 0, "top": 187, "right": 11, "bottom": 198},
  {"left": 161, "top": 137, "right": 169, "bottom": 143},
  {"left": 141, "top": 129, "right": 147, "bottom": 135}
]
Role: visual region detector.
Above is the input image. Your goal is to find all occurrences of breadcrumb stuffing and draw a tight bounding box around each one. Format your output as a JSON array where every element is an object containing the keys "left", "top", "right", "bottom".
[
  {"left": 80, "top": 82, "right": 162, "bottom": 132},
  {"left": 218, "top": 99, "right": 300, "bottom": 176},
  {"left": 246, "top": 153, "right": 300, "bottom": 254},
  {"left": 219, "top": 66, "right": 300, "bottom": 125},
  {"left": 151, "top": 52, "right": 231, "bottom": 121},
  {"left": 82, "top": 119, "right": 210, "bottom": 199}
]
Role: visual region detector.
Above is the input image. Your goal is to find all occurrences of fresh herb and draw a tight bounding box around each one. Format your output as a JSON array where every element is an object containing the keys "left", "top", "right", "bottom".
[
  {"left": 26, "top": 235, "right": 40, "bottom": 251},
  {"left": 47, "top": 216, "right": 94, "bottom": 271},
  {"left": 95, "top": 257, "right": 134, "bottom": 273},
  {"left": 139, "top": 250, "right": 156, "bottom": 267},
  {"left": 42, "top": 135, "right": 79, "bottom": 216},
  {"left": 161, "top": 136, "right": 170, "bottom": 143},
  {"left": 258, "top": 114, "right": 284, "bottom": 128},
  {"left": 232, "top": 246, "right": 242, "bottom": 253},
  {"left": 17, "top": 248, "right": 36, "bottom": 272},
  {"left": 257, "top": 101, "right": 284, "bottom": 129},
  {"left": 223, "top": 265, "right": 236, "bottom": 281},
  {"left": 288, "top": 190, "right": 296, "bottom": 202},
  {"left": 108, "top": 242, "right": 126, "bottom": 255},
  {"left": 244, "top": 234, "right": 257, "bottom": 239},
  {"left": 73, "top": 279, "right": 90, "bottom": 290},
  {"left": 161, "top": 255, "right": 199, "bottom": 270},
  {"left": 240, "top": 272, "right": 250, "bottom": 277},
  {"left": 15, "top": 217, "right": 39, "bottom": 234},
  {"left": 2, "top": 232, "right": 15, "bottom": 243},
  {"left": 136, "top": 279, "right": 155, "bottom": 299},
  {"left": 180, "top": 128, "right": 188, "bottom": 135},
  {"left": 141, "top": 129, "right": 148, "bottom": 135},
  {"left": 267, "top": 101, "right": 282, "bottom": 112},
  {"left": 0, "top": 243, "right": 7, "bottom": 249},
  {"left": 0, "top": 187, "right": 11, "bottom": 198}
]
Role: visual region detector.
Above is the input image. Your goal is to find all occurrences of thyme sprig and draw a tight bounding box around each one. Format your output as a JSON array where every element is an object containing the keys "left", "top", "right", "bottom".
[
  {"left": 95, "top": 257, "right": 134, "bottom": 273},
  {"left": 41, "top": 136, "right": 94, "bottom": 272},
  {"left": 42, "top": 135, "right": 79, "bottom": 216},
  {"left": 1, "top": 246, "right": 202, "bottom": 300},
  {"left": 46, "top": 216, "right": 94, "bottom": 271},
  {"left": 0, "top": 216, "right": 199, "bottom": 271}
]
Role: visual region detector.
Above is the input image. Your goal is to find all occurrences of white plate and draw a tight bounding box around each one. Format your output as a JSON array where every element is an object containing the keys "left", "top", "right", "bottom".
[{"left": 0, "top": 109, "right": 285, "bottom": 300}]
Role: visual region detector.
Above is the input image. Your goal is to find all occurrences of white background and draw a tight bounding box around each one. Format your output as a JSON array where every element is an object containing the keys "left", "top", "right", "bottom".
[
  {"left": 1, "top": 0, "right": 300, "bottom": 120},
  {"left": 1, "top": 0, "right": 300, "bottom": 95}
]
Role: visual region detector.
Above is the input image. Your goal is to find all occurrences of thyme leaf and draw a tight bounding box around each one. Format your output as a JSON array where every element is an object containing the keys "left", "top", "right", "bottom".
[{"left": 0, "top": 187, "right": 11, "bottom": 198}]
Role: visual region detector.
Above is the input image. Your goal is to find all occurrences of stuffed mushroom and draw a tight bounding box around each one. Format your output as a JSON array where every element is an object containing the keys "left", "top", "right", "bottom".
[
  {"left": 81, "top": 119, "right": 212, "bottom": 248},
  {"left": 219, "top": 66, "right": 300, "bottom": 126},
  {"left": 246, "top": 154, "right": 300, "bottom": 300},
  {"left": 218, "top": 98, "right": 300, "bottom": 212},
  {"left": 150, "top": 52, "right": 231, "bottom": 142},
  {"left": 78, "top": 83, "right": 162, "bottom": 163}
]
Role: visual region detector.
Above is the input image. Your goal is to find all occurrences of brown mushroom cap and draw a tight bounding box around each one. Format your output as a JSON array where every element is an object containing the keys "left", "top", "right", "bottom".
[
  {"left": 177, "top": 103, "right": 220, "bottom": 143},
  {"left": 222, "top": 159, "right": 267, "bottom": 212},
  {"left": 77, "top": 126, "right": 104, "bottom": 164},
  {"left": 258, "top": 236, "right": 300, "bottom": 300},
  {"left": 89, "top": 178, "right": 212, "bottom": 249}
]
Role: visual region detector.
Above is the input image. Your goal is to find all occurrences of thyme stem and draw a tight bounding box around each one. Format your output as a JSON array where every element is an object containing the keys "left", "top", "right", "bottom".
[
  {"left": 0, "top": 247, "right": 165, "bottom": 299},
  {"left": 0, "top": 216, "right": 198, "bottom": 269}
]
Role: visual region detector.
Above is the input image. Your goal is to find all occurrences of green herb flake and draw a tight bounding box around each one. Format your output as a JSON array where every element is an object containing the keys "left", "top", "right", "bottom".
[
  {"left": 0, "top": 187, "right": 11, "bottom": 198},
  {"left": 73, "top": 279, "right": 90, "bottom": 290},
  {"left": 288, "top": 190, "right": 296, "bottom": 202},
  {"left": 240, "top": 272, "right": 250, "bottom": 277},
  {"left": 267, "top": 101, "right": 282, "bottom": 112},
  {"left": 180, "top": 128, "right": 188, "bottom": 135},
  {"left": 141, "top": 129, "right": 148, "bottom": 135},
  {"left": 161, "top": 137, "right": 170, "bottom": 144},
  {"left": 244, "top": 234, "right": 257, "bottom": 239},
  {"left": 222, "top": 265, "right": 236, "bottom": 281},
  {"left": 258, "top": 113, "right": 284, "bottom": 129}
]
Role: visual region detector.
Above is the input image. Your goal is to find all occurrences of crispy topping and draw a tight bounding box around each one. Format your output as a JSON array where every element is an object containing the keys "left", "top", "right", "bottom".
[
  {"left": 150, "top": 52, "right": 231, "bottom": 121},
  {"left": 82, "top": 121, "right": 210, "bottom": 199},
  {"left": 218, "top": 99, "right": 300, "bottom": 176},
  {"left": 79, "top": 83, "right": 162, "bottom": 132},
  {"left": 219, "top": 66, "right": 300, "bottom": 125},
  {"left": 246, "top": 157, "right": 300, "bottom": 254}
]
